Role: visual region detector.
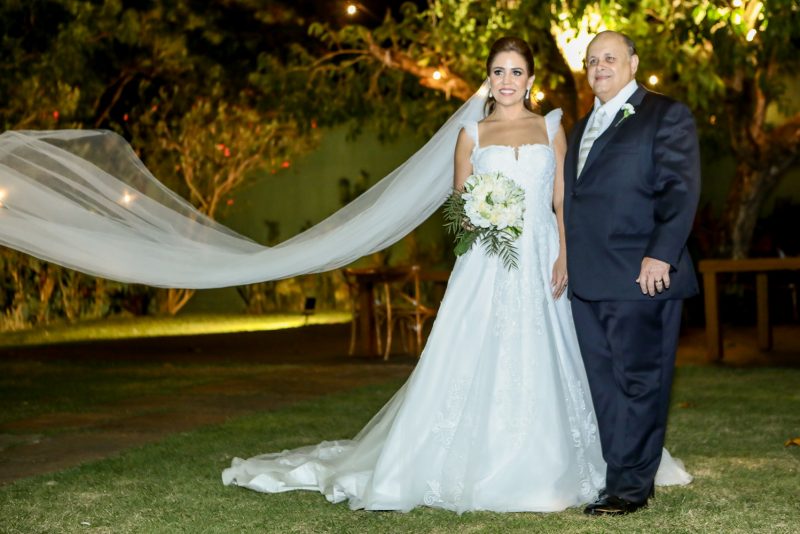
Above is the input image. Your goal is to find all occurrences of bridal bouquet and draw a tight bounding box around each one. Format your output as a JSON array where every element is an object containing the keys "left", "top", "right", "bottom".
[{"left": 443, "top": 171, "right": 525, "bottom": 270}]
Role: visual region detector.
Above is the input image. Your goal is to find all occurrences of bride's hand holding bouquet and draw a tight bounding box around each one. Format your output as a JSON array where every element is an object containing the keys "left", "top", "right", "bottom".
[{"left": 444, "top": 171, "right": 525, "bottom": 271}]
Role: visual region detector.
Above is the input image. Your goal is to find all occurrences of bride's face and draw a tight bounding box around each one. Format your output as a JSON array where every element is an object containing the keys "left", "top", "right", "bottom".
[{"left": 488, "top": 51, "right": 533, "bottom": 106}]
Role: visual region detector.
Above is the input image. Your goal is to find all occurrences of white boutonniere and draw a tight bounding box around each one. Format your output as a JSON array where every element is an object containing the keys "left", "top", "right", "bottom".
[{"left": 615, "top": 103, "right": 636, "bottom": 127}]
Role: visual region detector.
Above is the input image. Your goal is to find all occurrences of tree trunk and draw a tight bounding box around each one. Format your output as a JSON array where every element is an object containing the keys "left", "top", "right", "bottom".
[
  {"left": 722, "top": 162, "right": 785, "bottom": 259},
  {"left": 723, "top": 165, "right": 761, "bottom": 259},
  {"left": 719, "top": 61, "right": 800, "bottom": 259}
]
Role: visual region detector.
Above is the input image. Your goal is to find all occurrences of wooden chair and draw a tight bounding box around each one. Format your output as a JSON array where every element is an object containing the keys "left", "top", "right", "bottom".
[
  {"left": 342, "top": 268, "right": 386, "bottom": 356},
  {"left": 379, "top": 265, "right": 438, "bottom": 360}
]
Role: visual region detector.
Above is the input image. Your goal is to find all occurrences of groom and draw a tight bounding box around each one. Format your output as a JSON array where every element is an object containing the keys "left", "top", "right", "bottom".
[{"left": 563, "top": 31, "right": 700, "bottom": 515}]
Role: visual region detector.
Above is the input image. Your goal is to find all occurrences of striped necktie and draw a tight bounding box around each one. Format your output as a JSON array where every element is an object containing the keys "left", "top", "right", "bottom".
[{"left": 576, "top": 109, "right": 606, "bottom": 178}]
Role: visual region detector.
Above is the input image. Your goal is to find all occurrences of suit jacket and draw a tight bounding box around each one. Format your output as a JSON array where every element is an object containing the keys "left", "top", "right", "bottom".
[{"left": 564, "top": 85, "right": 700, "bottom": 301}]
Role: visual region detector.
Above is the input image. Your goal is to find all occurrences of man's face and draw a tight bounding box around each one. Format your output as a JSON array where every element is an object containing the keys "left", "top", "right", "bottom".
[{"left": 585, "top": 33, "right": 639, "bottom": 103}]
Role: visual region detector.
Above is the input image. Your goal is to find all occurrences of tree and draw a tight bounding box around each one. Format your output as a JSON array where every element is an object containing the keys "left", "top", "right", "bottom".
[
  {"left": 129, "top": 83, "right": 317, "bottom": 313},
  {"left": 0, "top": 0, "right": 321, "bottom": 316},
  {"left": 302, "top": 0, "right": 799, "bottom": 257},
  {"left": 629, "top": 0, "right": 800, "bottom": 258}
]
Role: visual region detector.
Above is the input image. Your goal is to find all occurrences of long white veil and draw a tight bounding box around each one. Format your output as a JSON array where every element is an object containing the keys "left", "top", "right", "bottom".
[{"left": 0, "top": 83, "right": 488, "bottom": 289}]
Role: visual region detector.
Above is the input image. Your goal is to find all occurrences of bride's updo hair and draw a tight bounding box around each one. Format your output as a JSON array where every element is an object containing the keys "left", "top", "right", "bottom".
[{"left": 485, "top": 36, "right": 536, "bottom": 115}]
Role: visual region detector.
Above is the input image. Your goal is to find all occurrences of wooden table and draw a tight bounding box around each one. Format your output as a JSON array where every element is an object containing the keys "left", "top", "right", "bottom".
[
  {"left": 343, "top": 267, "right": 450, "bottom": 357},
  {"left": 699, "top": 257, "right": 800, "bottom": 361}
]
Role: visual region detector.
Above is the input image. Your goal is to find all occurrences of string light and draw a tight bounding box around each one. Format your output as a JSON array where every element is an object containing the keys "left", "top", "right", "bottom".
[
  {"left": 432, "top": 70, "right": 442, "bottom": 80},
  {"left": 746, "top": 28, "right": 757, "bottom": 41},
  {"left": 732, "top": 0, "right": 742, "bottom": 6},
  {"left": 732, "top": 13, "right": 742, "bottom": 24},
  {"left": 648, "top": 74, "right": 659, "bottom": 85},
  {"left": 346, "top": 3, "right": 357, "bottom": 15},
  {"left": 535, "top": 91, "right": 545, "bottom": 102}
]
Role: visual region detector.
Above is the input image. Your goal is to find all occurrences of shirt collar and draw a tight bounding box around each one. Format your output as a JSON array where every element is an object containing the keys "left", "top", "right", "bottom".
[{"left": 593, "top": 79, "right": 639, "bottom": 120}]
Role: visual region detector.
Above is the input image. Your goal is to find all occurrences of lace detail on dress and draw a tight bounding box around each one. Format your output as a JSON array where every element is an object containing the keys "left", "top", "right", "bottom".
[
  {"left": 431, "top": 377, "right": 470, "bottom": 449},
  {"left": 564, "top": 374, "right": 601, "bottom": 499},
  {"left": 424, "top": 478, "right": 464, "bottom": 507},
  {"left": 423, "top": 479, "right": 442, "bottom": 506}
]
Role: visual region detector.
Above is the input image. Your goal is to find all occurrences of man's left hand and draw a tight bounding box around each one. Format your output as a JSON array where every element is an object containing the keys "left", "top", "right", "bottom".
[{"left": 636, "top": 257, "right": 671, "bottom": 297}]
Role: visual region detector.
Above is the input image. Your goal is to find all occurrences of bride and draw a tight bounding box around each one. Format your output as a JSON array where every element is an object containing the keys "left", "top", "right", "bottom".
[{"left": 220, "top": 37, "right": 691, "bottom": 513}]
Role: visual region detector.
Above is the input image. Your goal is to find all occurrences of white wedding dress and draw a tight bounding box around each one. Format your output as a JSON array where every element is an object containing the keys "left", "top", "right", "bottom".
[{"left": 221, "top": 110, "right": 691, "bottom": 513}]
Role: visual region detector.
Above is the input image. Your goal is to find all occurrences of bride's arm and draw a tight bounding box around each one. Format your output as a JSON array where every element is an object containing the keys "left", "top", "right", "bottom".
[
  {"left": 453, "top": 128, "right": 474, "bottom": 190},
  {"left": 551, "top": 125, "right": 568, "bottom": 300}
]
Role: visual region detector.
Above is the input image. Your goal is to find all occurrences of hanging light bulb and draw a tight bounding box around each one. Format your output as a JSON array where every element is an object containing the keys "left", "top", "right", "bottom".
[
  {"left": 648, "top": 74, "right": 659, "bottom": 85},
  {"left": 432, "top": 70, "right": 442, "bottom": 80},
  {"left": 346, "top": 3, "right": 357, "bottom": 15}
]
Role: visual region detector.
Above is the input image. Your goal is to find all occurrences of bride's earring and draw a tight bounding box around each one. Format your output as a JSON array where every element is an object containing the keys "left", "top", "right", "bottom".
[
  {"left": 489, "top": 90, "right": 494, "bottom": 99},
  {"left": 525, "top": 88, "right": 530, "bottom": 100}
]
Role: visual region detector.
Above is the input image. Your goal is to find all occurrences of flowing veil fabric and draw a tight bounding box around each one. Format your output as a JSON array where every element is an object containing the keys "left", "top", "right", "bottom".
[{"left": 0, "top": 84, "right": 489, "bottom": 288}]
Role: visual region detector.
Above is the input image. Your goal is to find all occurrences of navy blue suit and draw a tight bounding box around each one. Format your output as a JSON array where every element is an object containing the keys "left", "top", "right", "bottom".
[{"left": 564, "top": 85, "right": 700, "bottom": 501}]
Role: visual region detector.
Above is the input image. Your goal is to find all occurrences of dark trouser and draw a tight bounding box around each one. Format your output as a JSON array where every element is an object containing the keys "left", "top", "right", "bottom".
[{"left": 570, "top": 295, "right": 683, "bottom": 503}]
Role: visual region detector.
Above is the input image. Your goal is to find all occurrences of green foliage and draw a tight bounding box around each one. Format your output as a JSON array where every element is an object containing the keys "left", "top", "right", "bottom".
[
  {"left": 303, "top": 0, "right": 799, "bottom": 256},
  {"left": 0, "top": 0, "right": 322, "bottom": 214},
  {"left": 443, "top": 188, "right": 521, "bottom": 270},
  {"left": 627, "top": 0, "right": 799, "bottom": 118},
  {"left": 0, "top": 0, "right": 325, "bottom": 316},
  {"left": 297, "top": 1, "right": 577, "bottom": 136},
  {"left": 0, "top": 249, "right": 152, "bottom": 331}
]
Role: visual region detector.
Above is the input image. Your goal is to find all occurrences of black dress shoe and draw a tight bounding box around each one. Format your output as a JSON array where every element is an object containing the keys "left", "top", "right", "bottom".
[
  {"left": 596, "top": 484, "right": 654, "bottom": 501},
  {"left": 583, "top": 495, "right": 648, "bottom": 516}
]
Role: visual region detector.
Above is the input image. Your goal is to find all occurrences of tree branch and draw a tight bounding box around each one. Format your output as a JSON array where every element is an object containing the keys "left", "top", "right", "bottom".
[
  {"left": 93, "top": 70, "right": 137, "bottom": 128},
  {"left": 364, "top": 34, "right": 476, "bottom": 101}
]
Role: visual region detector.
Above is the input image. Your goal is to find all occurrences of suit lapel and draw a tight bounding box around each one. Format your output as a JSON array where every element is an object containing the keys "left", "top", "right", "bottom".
[{"left": 577, "top": 85, "right": 648, "bottom": 182}]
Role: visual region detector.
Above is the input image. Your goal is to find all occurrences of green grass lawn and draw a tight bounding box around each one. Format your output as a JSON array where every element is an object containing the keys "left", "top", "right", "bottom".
[
  {"left": 0, "top": 312, "right": 351, "bottom": 348},
  {"left": 0, "top": 359, "right": 286, "bottom": 427},
  {"left": 1, "top": 366, "right": 799, "bottom": 533}
]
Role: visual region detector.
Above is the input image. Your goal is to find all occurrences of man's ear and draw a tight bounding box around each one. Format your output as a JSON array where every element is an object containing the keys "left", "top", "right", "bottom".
[{"left": 630, "top": 54, "right": 639, "bottom": 76}]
